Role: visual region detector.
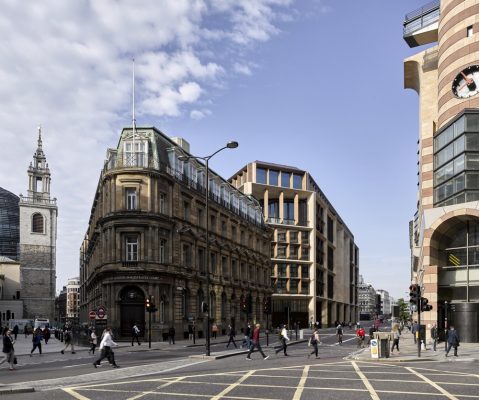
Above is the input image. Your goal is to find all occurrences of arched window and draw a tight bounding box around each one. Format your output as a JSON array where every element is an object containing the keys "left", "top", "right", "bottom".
[{"left": 32, "top": 213, "right": 44, "bottom": 233}]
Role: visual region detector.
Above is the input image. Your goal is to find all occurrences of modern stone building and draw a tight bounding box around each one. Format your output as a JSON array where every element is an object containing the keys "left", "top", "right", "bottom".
[
  {"left": 18, "top": 128, "right": 57, "bottom": 320},
  {"left": 79, "top": 127, "right": 272, "bottom": 339},
  {"left": 229, "top": 161, "right": 359, "bottom": 328},
  {"left": 0, "top": 256, "right": 23, "bottom": 325},
  {"left": 376, "top": 289, "right": 391, "bottom": 317},
  {"left": 66, "top": 277, "right": 80, "bottom": 322},
  {"left": 358, "top": 275, "right": 377, "bottom": 318},
  {"left": 404, "top": 0, "right": 479, "bottom": 341}
]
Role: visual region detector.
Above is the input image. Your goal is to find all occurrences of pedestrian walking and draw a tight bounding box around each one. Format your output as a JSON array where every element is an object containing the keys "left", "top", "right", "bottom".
[
  {"left": 43, "top": 327, "right": 50, "bottom": 344},
  {"left": 390, "top": 324, "right": 400, "bottom": 354},
  {"left": 275, "top": 324, "right": 290, "bottom": 356},
  {"left": 445, "top": 325, "right": 460, "bottom": 357},
  {"left": 24, "top": 325, "right": 28, "bottom": 338},
  {"left": 241, "top": 322, "right": 252, "bottom": 349},
  {"left": 307, "top": 329, "right": 321, "bottom": 359},
  {"left": 411, "top": 321, "right": 419, "bottom": 344},
  {"left": 356, "top": 325, "right": 366, "bottom": 348},
  {"left": 93, "top": 327, "right": 119, "bottom": 368},
  {"left": 212, "top": 323, "right": 218, "bottom": 340},
  {"left": 226, "top": 325, "right": 237, "bottom": 348},
  {"left": 188, "top": 324, "right": 194, "bottom": 341},
  {"left": 246, "top": 323, "right": 269, "bottom": 360},
  {"left": 89, "top": 330, "right": 98, "bottom": 355},
  {"left": 12, "top": 325, "right": 18, "bottom": 341},
  {"left": 0, "top": 328, "right": 15, "bottom": 371},
  {"left": 336, "top": 323, "right": 343, "bottom": 345},
  {"left": 30, "top": 328, "right": 43, "bottom": 356},
  {"left": 431, "top": 323, "right": 438, "bottom": 352},
  {"left": 131, "top": 322, "right": 141, "bottom": 346},
  {"left": 168, "top": 326, "right": 176, "bottom": 345},
  {"left": 61, "top": 328, "right": 76, "bottom": 354}
]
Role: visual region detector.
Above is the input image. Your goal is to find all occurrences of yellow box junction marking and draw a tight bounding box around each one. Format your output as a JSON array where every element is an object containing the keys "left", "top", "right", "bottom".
[
  {"left": 406, "top": 367, "right": 460, "bottom": 400},
  {"left": 210, "top": 370, "right": 255, "bottom": 400},
  {"left": 352, "top": 361, "right": 380, "bottom": 400}
]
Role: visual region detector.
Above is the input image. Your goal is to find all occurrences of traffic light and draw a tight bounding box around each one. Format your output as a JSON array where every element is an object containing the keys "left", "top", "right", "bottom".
[
  {"left": 421, "top": 297, "right": 433, "bottom": 312},
  {"left": 145, "top": 297, "right": 151, "bottom": 311},
  {"left": 240, "top": 296, "right": 247, "bottom": 313},
  {"left": 201, "top": 301, "right": 208, "bottom": 313},
  {"left": 263, "top": 296, "right": 272, "bottom": 314},
  {"left": 145, "top": 295, "right": 156, "bottom": 312},
  {"left": 409, "top": 284, "right": 420, "bottom": 306}
]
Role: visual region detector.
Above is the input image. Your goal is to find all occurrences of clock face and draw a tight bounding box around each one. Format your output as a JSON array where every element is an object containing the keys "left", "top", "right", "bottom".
[{"left": 452, "top": 65, "right": 479, "bottom": 99}]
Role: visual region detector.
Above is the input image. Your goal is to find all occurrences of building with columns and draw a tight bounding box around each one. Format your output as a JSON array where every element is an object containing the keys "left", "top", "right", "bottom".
[
  {"left": 229, "top": 161, "right": 359, "bottom": 328},
  {"left": 79, "top": 127, "right": 272, "bottom": 339},
  {"left": 404, "top": 0, "right": 479, "bottom": 341},
  {"left": 19, "top": 128, "right": 57, "bottom": 320}
]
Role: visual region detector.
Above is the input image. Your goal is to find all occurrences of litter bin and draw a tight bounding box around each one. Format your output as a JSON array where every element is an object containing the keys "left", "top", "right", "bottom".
[{"left": 374, "top": 332, "right": 393, "bottom": 359}]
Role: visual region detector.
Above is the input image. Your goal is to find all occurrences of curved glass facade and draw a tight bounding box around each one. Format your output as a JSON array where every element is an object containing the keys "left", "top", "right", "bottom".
[
  {"left": 0, "top": 187, "right": 19, "bottom": 260},
  {"left": 434, "top": 112, "right": 479, "bottom": 206}
]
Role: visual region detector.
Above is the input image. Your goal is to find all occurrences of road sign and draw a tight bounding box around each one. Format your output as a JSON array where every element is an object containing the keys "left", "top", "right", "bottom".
[
  {"left": 89, "top": 311, "right": 97, "bottom": 320},
  {"left": 96, "top": 306, "right": 106, "bottom": 319}
]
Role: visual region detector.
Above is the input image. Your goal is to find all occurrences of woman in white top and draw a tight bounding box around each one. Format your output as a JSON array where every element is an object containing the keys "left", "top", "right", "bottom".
[
  {"left": 93, "top": 327, "right": 119, "bottom": 368},
  {"left": 88, "top": 330, "right": 98, "bottom": 355}
]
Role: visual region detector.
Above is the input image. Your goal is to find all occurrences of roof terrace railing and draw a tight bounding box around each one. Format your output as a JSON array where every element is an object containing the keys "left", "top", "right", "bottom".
[{"left": 403, "top": 0, "right": 440, "bottom": 36}]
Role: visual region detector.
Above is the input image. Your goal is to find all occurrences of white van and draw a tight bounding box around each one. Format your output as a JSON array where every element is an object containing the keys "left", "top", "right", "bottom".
[{"left": 34, "top": 318, "right": 50, "bottom": 330}]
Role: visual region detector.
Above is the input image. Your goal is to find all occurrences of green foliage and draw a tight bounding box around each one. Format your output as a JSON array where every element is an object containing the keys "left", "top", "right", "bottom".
[{"left": 397, "top": 298, "right": 409, "bottom": 321}]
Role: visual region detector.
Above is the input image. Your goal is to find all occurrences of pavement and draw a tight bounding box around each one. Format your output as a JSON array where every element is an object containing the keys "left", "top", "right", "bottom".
[{"left": 351, "top": 327, "right": 479, "bottom": 362}]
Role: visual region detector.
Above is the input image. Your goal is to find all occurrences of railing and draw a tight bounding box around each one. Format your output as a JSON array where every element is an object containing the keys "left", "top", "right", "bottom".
[
  {"left": 268, "top": 217, "right": 281, "bottom": 224},
  {"left": 104, "top": 156, "right": 264, "bottom": 228},
  {"left": 19, "top": 195, "right": 57, "bottom": 205},
  {"left": 403, "top": 0, "right": 440, "bottom": 36}
]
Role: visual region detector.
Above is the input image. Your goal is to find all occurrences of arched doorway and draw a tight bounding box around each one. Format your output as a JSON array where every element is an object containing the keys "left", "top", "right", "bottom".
[
  {"left": 119, "top": 286, "right": 145, "bottom": 337},
  {"left": 432, "top": 216, "right": 479, "bottom": 342}
]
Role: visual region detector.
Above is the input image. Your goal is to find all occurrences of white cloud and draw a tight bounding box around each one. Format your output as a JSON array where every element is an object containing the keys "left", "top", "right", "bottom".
[
  {"left": 190, "top": 109, "right": 212, "bottom": 120},
  {"left": 0, "top": 0, "right": 295, "bottom": 290},
  {"left": 233, "top": 63, "right": 253, "bottom": 76}
]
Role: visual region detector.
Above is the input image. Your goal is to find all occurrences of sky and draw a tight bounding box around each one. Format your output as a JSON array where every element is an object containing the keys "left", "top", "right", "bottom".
[{"left": 0, "top": 0, "right": 429, "bottom": 300}]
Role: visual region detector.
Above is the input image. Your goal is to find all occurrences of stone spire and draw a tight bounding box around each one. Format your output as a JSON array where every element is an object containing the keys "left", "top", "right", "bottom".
[{"left": 27, "top": 126, "right": 51, "bottom": 199}]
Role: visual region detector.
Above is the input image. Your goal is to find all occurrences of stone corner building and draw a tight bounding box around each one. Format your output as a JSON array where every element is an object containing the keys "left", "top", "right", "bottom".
[{"left": 79, "top": 127, "right": 272, "bottom": 339}]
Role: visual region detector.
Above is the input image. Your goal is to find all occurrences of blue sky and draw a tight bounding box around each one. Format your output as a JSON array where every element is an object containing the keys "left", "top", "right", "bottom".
[{"left": 0, "top": 0, "right": 430, "bottom": 299}]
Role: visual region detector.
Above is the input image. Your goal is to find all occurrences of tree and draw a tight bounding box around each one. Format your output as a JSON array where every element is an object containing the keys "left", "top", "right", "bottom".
[{"left": 397, "top": 298, "right": 410, "bottom": 322}]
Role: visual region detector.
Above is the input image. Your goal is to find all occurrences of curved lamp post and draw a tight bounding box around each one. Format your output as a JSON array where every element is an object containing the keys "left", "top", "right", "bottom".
[{"left": 179, "top": 141, "right": 238, "bottom": 356}]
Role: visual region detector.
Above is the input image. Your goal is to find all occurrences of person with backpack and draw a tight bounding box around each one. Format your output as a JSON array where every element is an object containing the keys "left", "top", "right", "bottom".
[
  {"left": 226, "top": 325, "right": 237, "bottom": 348},
  {"left": 131, "top": 322, "right": 141, "bottom": 346},
  {"left": 336, "top": 323, "right": 343, "bottom": 345},
  {"left": 241, "top": 322, "right": 252, "bottom": 349},
  {"left": 30, "top": 328, "right": 43, "bottom": 356},
  {"left": 275, "top": 324, "right": 290, "bottom": 356},
  {"left": 308, "top": 329, "right": 321, "bottom": 359},
  {"left": 61, "top": 328, "right": 76, "bottom": 354},
  {"left": 356, "top": 325, "right": 366, "bottom": 348}
]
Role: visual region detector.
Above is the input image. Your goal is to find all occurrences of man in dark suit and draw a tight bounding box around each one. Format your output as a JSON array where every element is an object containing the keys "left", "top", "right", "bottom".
[{"left": 445, "top": 325, "right": 460, "bottom": 357}]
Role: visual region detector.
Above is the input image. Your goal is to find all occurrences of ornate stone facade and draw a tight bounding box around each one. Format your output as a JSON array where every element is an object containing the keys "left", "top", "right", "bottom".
[{"left": 79, "top": 127, "right": 272, "bottom": 339}]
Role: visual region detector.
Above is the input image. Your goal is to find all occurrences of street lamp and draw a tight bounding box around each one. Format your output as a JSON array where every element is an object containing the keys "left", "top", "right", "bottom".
[{"left": 178, "top": 141, "right": 238, "bottom": 356}]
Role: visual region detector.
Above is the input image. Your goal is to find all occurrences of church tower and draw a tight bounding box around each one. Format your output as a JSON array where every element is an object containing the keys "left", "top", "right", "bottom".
[{"left": 19, "top": 127, "right": 57, "bottom": 320}]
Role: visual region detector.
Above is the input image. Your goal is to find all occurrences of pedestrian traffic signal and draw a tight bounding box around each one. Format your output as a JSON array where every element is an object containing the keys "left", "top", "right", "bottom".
[
  {"left": 263, "top": 296, "right": 272, "bottom": 314},
  {"left": 421, "top": 297, "right": 433, "bottom": 312},
  {"left": 201, "top": 301, "right": 208, "bottom": 313},
  {"left": 409, "top": 284, "right": 420, "bottom": 306}
]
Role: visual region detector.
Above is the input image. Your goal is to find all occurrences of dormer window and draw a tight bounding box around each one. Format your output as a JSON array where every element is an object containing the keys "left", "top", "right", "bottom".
[{"left": 124, "top": 140, "right": 148, "bottom": 167}]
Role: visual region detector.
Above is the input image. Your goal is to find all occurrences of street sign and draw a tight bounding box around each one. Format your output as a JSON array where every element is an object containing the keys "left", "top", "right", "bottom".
[
  {"left": 370, "top": 339, "right": 379, "bottom": 359},
  {"left": 96, "top": 306, "right": 106, "bottom": 319},
  {"left": 89, "top": 311, "right": 97, "bottom": 320}
]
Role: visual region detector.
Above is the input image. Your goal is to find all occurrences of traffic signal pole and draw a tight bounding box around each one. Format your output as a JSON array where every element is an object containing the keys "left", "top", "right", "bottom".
[
  {"left": 149, "top": 305, "right": 152, "bottom": 349},
  {"left": 417, "top": 299, "right": 421, "bottom": 358}
]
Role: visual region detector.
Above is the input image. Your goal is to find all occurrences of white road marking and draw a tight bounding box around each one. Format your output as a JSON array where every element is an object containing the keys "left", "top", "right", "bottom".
[
  {"left": 126, "top": 376, "right": 185, "bottom": 400},
  {"left": 210, "top": 370, "right": 255, "bottom": 400},
  {"left": 292, "top": 365, "right": 309, "bottom": 400},
  {"left": 352, "top": 361, "right": 380, "bottom": 400},
  {"left": 406, "top": 367, "right": 460, "bottom": 400}
]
